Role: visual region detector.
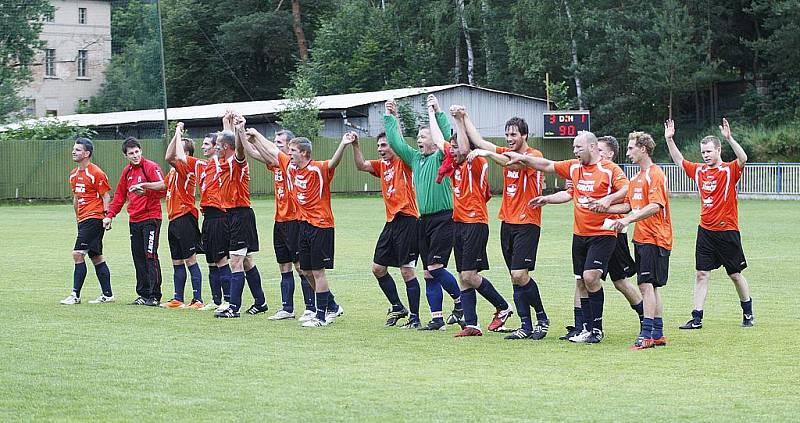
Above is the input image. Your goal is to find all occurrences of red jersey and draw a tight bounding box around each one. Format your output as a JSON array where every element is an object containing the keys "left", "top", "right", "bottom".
[
  {"left": 267, "top": 152, "right": 298, "bottom": 222},
  {"left": 220, "top": 155, "right": 251, "bottom": 209},
  {"left": 554, "top": 159, "right": 628, "bottom": 236},
  {"left": 289, "top": 160, "right": 336, "bottom": 228},
  {"left": 107, "top": 158, "right": 165, "bottom": 223},
  {"left": 198, "top": 157, "right": 225, "bottom": 212},
  {"left": 369, "top": 157, "right": 418, "bottom": 222},
  {"left": 70, "top": 163, "right": 111, "bottom": 222},
  {"left": 682, "top": 159, "right": 743, "bottom": 231},
  {"left": 627, "top": 164, "right": 672, "bottom": 250},
  {"left": 496, "top": 146, "right": 544, "bottom": 225},
  {"left": 451, "top": 157, "right": 490, "bottom": 224},
  {"left": 166, "top": 156, "right": 199, "bottom": 221}
]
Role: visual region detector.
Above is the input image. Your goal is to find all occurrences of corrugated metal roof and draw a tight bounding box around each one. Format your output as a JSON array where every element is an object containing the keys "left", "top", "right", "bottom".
[{"left": 3, "top": 84, "right": 547, "bottom": 129}]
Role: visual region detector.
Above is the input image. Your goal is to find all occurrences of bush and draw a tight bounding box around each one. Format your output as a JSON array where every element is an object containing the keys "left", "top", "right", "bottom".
[{"left": 0, "top": 118, "right": 97, "bottom": 141}]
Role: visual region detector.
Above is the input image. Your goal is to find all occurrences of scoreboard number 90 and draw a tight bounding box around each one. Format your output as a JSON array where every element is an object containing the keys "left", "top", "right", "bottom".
[{"left": 543, "top": 111, "right": 590, "bottom": 139}]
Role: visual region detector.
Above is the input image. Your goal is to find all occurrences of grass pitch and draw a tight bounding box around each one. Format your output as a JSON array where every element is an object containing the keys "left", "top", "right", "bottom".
[{"left": 1, "top": 196, "right": 798, "bottom": 421}]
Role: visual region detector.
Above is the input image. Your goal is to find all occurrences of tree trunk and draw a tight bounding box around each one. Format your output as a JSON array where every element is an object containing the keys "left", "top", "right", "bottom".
[
  {"left": 480, "top": 0, "right": 493, "bottom": 84},
  {"left": 562, "top": 0, "right": 583, "bottom": 109},
  {"left": 455, "top": 34, "right": 461, "bottom": 83},
  {"left": 456, "top": 0, "right": 474, "bottom": 85},
  {"left": 694, "top": 89, "right": 700, "bottom": 126},
  {"left": 291, "top": 0, "right": 308, "bottom": 61}
]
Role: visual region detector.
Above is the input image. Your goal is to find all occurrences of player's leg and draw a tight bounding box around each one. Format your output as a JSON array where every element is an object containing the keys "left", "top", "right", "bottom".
[
  {"left": 89, "top": 253, "right": 113, "bottom": 303},
  {"left": 129, "top": 221, "right": 149, "bottom": 304},
  {"left": 399, "top": 265, "right": 420, "bottom": 328},
  {"left": 184, "top": 253, "right": 203, "bottom": 307},
  {"left": 244, "top": 253, "right": 268, "bottom": 315},
  {"left": 142, "top": 219, "right": 163, "bottom": 306},
  {"left": 165, "top": 219, "right": 187, "bottom": 307}
]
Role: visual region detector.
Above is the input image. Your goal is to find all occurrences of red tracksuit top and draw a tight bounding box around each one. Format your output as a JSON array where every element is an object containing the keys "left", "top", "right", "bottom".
[{"left": 106, "top": 158, "right": 165, "bottom": 223}]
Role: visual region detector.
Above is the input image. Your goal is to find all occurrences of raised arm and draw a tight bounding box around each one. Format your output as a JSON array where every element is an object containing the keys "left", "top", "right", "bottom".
[
  {"left": 165, "top": 122, "right": 182, "bottom": 165},
  {"left": 453, "top": 106, "right": 498, "bottom": 153},
  {"left": 428, "top": 106, "right": 447, "bottom": 153},
  {"left": 719, "top": 118, "right": 747, "bottom": 166},
  {"left": 503, "top": 150, "right": 556, "bottom": 173},
  {"left": 329, "top": 132, "right": 357, "bottom": 170},
  {"left": 664, "top": 119, "right": 684, "bottom": 165},
  {"left": 351, "top": 140, "right": 373, "bottom": 173},
  {"left": 174, "top": 123, "right": 188, "bottom": 164},
  {"left": 232, "top": 113, "right": 246, "bottom": 161},
  {"left": 383, "top": 100, "right": 416, "bottom": 165},
  {"left": 452, "top": 115, "right": 471, "bottom": 158},
  {"left": 243, "top": 127, "right": 279, "bottom": 166}
]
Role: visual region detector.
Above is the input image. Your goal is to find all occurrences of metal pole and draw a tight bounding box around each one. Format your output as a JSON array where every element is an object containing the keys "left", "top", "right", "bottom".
[{"left": 156, "top": 0, "right": 169, "bottom": 141}]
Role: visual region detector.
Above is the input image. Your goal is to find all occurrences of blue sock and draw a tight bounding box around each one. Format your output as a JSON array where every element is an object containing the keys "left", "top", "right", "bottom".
[
  {"left": 513, "top": 285, "right": 532, "bottom": 331},
  {"left": 315, "top": 291, "right": 329, "bottom": 321},
  {"left": 172, "top": 264, "right": 186, "bottom": 302},
  {"left": 229, "top": 271, "right": 246, "bottom": 312},
  {"left": 188, "top": 263, "right": 202, "bottom": 302},
  {"left": 653, "top": 317, "right": 664, "bottom": 339},
  {"left": 405, "top": 278, "right": 421, "bottom": 319},
  {"left": 461, "top": 288, "right": 478, "bottom": 326},
  {"left": 280, "top": 271, "right": 295, "bottom": 312},
  {"left": 424, "top": 278, "right": 444, "bottom": 322},
  {"left": 691, "top": 309, "right": 703, "bottom": 323},
  {"left": 476, "top": 277, "right": 508, "bottom": 310},
  {"left": 208, "top": 266, "right": 222, "bottom": 305},
  {"left": 73, "top": 262, "right": 87, "bottom": 297},
  {"left": 377, "top": 273, "right": 403, "bottom": 311},
  {"left": 580, "top": 297, "right": 592, "bottom": 332},
  {"left": 219, "top": 264, "right": 232, "bottom": 302},
  {"left": 741, "top": 298, "right": 753, "bottom": 315},
  {"left": 328, "top": 291, "right": 339, "bottom": 312},
  {"left": 94, "top": 261, "right": 112, "bottom": 297},
  {"left": 429, "top": 267, "right": 461, "bottom": 305},
  {"left": 641, "top": 317, "right": 654, "bottom": 339},
  {"left": 573, "top": 307, "right": 584, "bottom": 330},
  {"left": 522, "top": 279, "right": 547, "bottom": 321},
  {"left": 300, "top": 273, "right": 315, "bottom": 311},
  {"left": 588, "top": 288, "right": 605, "bottom": 331},
  {"left": 632, "top": 301, "right": 644, "bottom": 323},
  {"left": 245, "top": 265, "right": 266, "bottom": 306}
]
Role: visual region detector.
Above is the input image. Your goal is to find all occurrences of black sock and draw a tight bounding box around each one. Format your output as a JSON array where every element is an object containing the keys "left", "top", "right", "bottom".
[
  {"left": 208, "top": 266, "right": 222, "bottom": 305},
  {"left": 632, "top": 301, "right": 644, "bottom": 323},
  {"left": 172, "top": 264, "right": 186, "bottom": 302},
  {"left": 405, "top": 278, "right": 420, "bottom": 318},
  {"left": 73, "top": 262, "right": 87, "bottom": 297},
  {"left": 315, "top": 291, "right": 329, "bottom": 321},
  {"left": 299, "top": 273, "right": 315, "bottom": 311},
  {"left": 229, "top": 271, "right": 246, "bottom": 312},
  {"left": 476, "top": 277, "right": 509, "bottom": 310},
  {"left": 588, "top": 288, "right": 605, "bottom": 331},
  {"left": 328, "top": 291, "right": 339, "bottom": 311},
  {"left": 280, "top": 271, "right": 295, "bottom": 312},
  {"left": 573, "top": 306, "right": 583, "bottom": 329},
  {"left": 692, "top": 309, "right": 703, "bottom": 322},
  {"left": 461, "top": 288, "right": 478, "bottom": 326},
  {"left": 523, "top": 278, "right": 547, "bottom": 321},
  {"left": 741, "top": 298, "right": 753, "bottom": 315},
  {"left": 245, "top": 265, "right": 265, "bottom": 306},
  {"left": 188, "top": 263, "right": 202, "bottom": 302},
  {"left": 94, "top": 261, "right": 112, "bottom": 297},
  {"left": 513, "top": 285, "right": 532, "bottom": 331},
  {"left": 377, "top": 273, "right": 403, "bottom": 310},
  {"left": 219, "top": 264, "right": 232, "bottom": 302},
  {"left": 580, "top": 297, "right": 592, "bottom": 332}
]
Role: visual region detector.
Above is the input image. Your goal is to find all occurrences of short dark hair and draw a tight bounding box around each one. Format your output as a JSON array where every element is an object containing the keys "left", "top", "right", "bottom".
[
  {"left": 505, "top": 117, "right": 528, "bottom": 136},
  {"left": 204, "top": 133, "right": 218, "bottom": 145},
  {"left": 75, "top": 137, "right": 93, "bottom": 157},
  {"left": 276, "top": 129, "right": 295, "bottom": 141},
  {"left": 182, "top": 138, "right": 195, "bottom": 156},
  {"left": 598, "top": 135, "right": 619, "bottom": 161},
  {"left": 376, "top": 131, "right": 387, "bottom": 142},
  {"left": 122, "top": 137, "right": 141, "bottom": 153}
]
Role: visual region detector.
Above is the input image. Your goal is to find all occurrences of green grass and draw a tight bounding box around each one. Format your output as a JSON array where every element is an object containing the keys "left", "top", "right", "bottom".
[{"left": 1, "top": 196, "right": 798, "bottom": 421}]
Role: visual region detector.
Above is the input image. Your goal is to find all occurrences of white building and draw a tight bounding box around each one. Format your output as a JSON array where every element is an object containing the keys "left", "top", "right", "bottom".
[{"left": 20, "top": 0, "right": 112, "bottom": 117}]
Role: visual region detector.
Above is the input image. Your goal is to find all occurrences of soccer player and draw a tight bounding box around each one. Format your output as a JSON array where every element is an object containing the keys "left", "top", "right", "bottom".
[
  {"left": 240, "top": 129, "right": 317, "bottom": 321},
  {"left": 213, "top": 112, "right": 267, "bottom": 318},
  {"left": 196, "top": 132, "right": 232, "bottom": 311},
  {"left": 350, "top": 131, "right": 422, "bottom": 327},
  {"left": 503, "top": 131, "right": 628, "bottom": 343},
  {"left": 104, "top": 137, "right": 165, "bottom": 306},
  {"left": 60, "top": 138, "right": 114, "bottom": 305},
  {"left": 665, "top": 118, "right": 754, "bottom": 329},
  {"left": 607, "top": 131, "right": 672, "bottom": 349},
  {"left": 132, "top": 123, "right": 204, "bottom": 309},
  {"left": 456, "top": 107, "right": 549, "bottom": 340},
  {"left": 384, "top": 96, "right": 463, "bottom": 331},
  {"left": 437, "top": 112, "right": 513, "bottom": 337},
  {"left": 285, "top": 135, "right": 350, "bottom": 327}
]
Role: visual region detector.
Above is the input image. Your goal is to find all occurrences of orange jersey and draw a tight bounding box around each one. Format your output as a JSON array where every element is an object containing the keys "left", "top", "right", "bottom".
[
  {"left": 496, "top": 146, "right": 544, "bottom": 225},
  {"left": 267, "top": 152, "right": 298, "bottom": 222},
  {"left": 198, "top": 157, "right": 225, "bottom": 211},
  {"left": 682, "top": 159, "right": 743, "bottom": 231},
  {"left": 289, "top": 160, "right": 336, "bottom": 228},
  {"left": 451, "top": 157, "right": 490, "bottom": 224},
  {"left": 69, "top": 163, "right": 111, "bottom": 222},
  {"left": 627, "top": 164, "right": 672, "bottom": 250},
  {"left": 166, "top": 156, "right": 199, "bottom": 221},
  {"left": 554, "top": 159, "right": 628, "bottom": 236},
  {"left": 220, "top": 156, "right": 251, "bottom": 209},
  {"left": 369, "top": 157, "right": 419, "bottom": 222}
]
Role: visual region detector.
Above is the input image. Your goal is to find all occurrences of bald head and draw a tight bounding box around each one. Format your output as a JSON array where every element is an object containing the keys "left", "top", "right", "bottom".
[{"left": 573, "top": 131, "right": 600, "bottom": 165}]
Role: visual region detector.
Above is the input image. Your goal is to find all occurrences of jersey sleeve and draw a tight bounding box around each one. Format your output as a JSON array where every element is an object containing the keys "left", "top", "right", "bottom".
[
  {"left": 611, "top": 164, "right": 628, "bottom": 192},
  {"left": 368, "top": 160, "right": 381, "bottom": 177},
  {"left": 728, "top": 160, "right": 744, "bottom": 182},
  {"left": 434, "top": 111, "right": 452, "bottom": 140},
  {"left": 384, "top": 114, "right": 417, "bottom": 166},
  {"left": 682, "top": 159, "right": 698, "bottom": 178},
  {"left": 96, "top": 170, "right": 111, "bottom": 196},
  {"left": 647, "top": 169, "right": 668, "bottom": 208},
  {"left": 553, "top": 160, "right": 574, "bottom": 180}
]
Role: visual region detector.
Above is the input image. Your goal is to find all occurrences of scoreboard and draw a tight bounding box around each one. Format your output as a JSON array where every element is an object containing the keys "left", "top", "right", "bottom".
[{"left": 543, "top": 110, "right": 590, "bottom": 139}]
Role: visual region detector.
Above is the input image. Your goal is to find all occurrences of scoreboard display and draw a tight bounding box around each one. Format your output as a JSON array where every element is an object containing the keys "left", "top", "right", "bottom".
[{"left": 543, "top": 110, "right": 590, "bottom": 139}]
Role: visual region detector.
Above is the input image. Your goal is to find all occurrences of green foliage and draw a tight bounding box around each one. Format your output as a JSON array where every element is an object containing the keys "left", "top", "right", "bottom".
[
  {"left": 546, "top": 80, "right": 572, "bottom": 110},
  {"left": 396, "top": 99, "right": 425, "bottom": 137},
  {"left": 277, "top": 68, "right": 323, "bottom": 138},
  {"left": 0, "top": 119, "right": 96, "bottom": 141},
  {"left": 0, "top": 0, "right": 54, "bottom": 121}
]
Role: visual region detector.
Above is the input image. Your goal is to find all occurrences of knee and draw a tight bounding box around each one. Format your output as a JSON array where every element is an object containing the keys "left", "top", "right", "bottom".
[
  {"left": 372, "top": 263, "right": 387, "bottom": 278},
  {"left": 423, "top": 270, "right": 432, "bottom": 280},
  {"left": 510, "top": 270, "right": 528, "bottom": 285},
  {"left": 185, "top": 255, "right": 197, "bottom": 266},
  {"left": 582, "top": 271, "right": 601, "bottom": 290},
  {"left": 72, "top": 251, "right": 85, "bottom": 263},
  {"left": 695, "top": 271, "right": 711, "bottom": 284},
  {"left": 400, "top": 267, "right": 416, "bottom": 282}
]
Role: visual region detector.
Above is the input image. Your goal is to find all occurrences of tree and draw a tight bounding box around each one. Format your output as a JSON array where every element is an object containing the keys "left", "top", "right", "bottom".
[
  {"left": 277, "top": 68, "right": 323, "bottom": 138},
  {"left": 0, "top": 1, "right": 54, "bottom": 121}
]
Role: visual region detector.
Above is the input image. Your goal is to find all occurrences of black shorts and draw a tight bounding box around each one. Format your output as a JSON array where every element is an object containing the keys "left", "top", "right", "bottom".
[
  {"left": 168, "top": 213, "right": 202, "bottom": 260},
  {"left": 227, "top": 207, "right": 259, "bottom": 253},
  {"left": 607, "top": 232, "right": 637, "bottom": 281},
  {"left": 74, "top": 218, "right": 105, "bottom": 258},
  {"left": 572, "top": 235, "right": 616, "bottom": 280},
  {"left": 634, "top": 242, "right": 670, "bottom": 287},
  {"left": 500, "top": 222, "right": 540, "bottom": 271},
  {"left": 695, "top": 226, "right": 748, "bottom": 275},
  {"left": 273, "top": 220, "right": 300, "bottom": 264},
  {"left": 418, "top": 210, "right": 454, "bottom": 268},
  {"left": 298, "top": 221, "right": 334, "bottom": 270},
  {"left": 201, "top": 207, "right": 230, "bottom": 263},
  {"left": 374, "top": 214, "right": 419, "bottom": 268},
  {"left": 454, "top": 222, "right": 489, "bottom": 272}
]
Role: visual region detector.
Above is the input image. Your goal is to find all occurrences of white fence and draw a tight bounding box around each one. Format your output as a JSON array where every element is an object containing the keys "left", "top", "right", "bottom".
[{"left": 622, "top": 163, "right": 800, "bottom": 196}]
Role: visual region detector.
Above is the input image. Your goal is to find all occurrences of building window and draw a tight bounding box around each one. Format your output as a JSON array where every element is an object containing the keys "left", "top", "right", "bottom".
[
  {"left": 77, "top": 50, "right": 88, "bottom": 77},
  {"left": 45, "top": 49, "right": 56, "bottom": 77},
  {"left": 79, "top": 7, "right": 87, "bottom": 24},
  {"left": 24, "top": 99, "right": 36, "bottom": 115},
  {"left": 46, "top": 110, "right": 58, "bottom": 117}
]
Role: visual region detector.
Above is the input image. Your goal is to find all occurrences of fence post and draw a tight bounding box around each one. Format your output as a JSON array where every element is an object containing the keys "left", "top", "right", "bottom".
[{"left": 776, "top": 162, "right": 782, "bottom": 194}]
